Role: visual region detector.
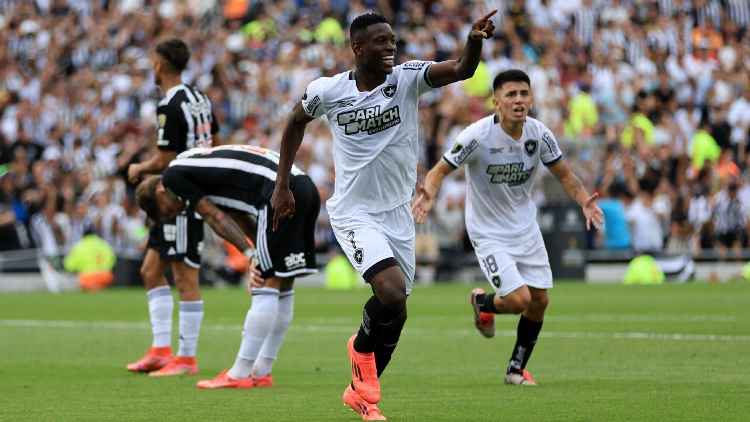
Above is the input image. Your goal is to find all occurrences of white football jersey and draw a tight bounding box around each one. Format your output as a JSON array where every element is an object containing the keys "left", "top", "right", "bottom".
[
  {"left": 301, "top": 61, "right": 434, "bottom": 218},
  {"left": 443, "top": 115, "right": 563, "bottom": 247}
]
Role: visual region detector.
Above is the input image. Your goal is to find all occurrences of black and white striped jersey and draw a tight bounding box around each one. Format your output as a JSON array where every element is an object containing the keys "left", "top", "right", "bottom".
[
  {"left": 163, "top": 145, "right": 305, "bottom": 216},
  {"left": 157, "top": 84, "right": 219, "bottom": 153}
]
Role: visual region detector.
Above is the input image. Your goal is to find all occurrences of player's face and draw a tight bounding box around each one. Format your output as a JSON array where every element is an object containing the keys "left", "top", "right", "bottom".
[
  {"left": 155, "top": 182, "right": 184, "bottom": 221},
  {"left": 354, "top": 23, "right": 396, "bottom": 74},
  {"left": 493, "top": 82, "right": 532, "bottom": 123}
]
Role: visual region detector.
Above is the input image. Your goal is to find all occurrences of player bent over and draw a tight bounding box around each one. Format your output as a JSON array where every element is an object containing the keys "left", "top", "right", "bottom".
[
  {"left": 413, "top": 70, "right": 603, "bottom": 385},
  {"left": 135, "top": 144, "right": 319, "bottom": 389}
]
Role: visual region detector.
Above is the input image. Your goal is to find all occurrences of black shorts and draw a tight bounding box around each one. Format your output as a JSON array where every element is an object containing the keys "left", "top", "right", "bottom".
[
  {"left": 255, "top": 175, "right": 320, "bottom": 278},
  {"left": 147, "top": 209, "right": 204, "bottom": 268}
]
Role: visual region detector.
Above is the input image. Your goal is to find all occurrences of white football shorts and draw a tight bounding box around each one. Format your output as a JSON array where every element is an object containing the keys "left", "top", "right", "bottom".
[
  {"left": 472, "top": 230, "right": 553, "bottom": 297},
  {"left": 331, "top": 203, "right": 416, "bottom": 294}
]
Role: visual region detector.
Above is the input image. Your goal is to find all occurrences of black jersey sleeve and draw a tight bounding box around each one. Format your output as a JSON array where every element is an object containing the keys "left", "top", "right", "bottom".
[
  {"left": 162, "top": 166, "right": 207, "bottom": 205},
  {"left": 156, "top": 103, "right": 188, "bottom": 151}
]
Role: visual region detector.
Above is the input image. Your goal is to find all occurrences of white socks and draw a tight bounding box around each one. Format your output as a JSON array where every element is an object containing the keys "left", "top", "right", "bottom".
[
  {"left": 147, "top": 286, "right": 173, "bottom": 348},
  {"left": 178, "top": 300, "right": 204, "bottom": 357},
  {"left": 229, "top": 288, "right": 293, "bottom": 379},
  {"left": 254, "top": 290, "right": 295, "bottom": 377}
]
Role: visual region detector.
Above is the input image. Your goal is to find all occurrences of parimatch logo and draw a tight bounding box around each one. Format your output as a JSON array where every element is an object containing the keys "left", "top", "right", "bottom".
[
  {"left": 336, "top": 105, "right": 401, "bottom": 135},
  {"left": 486, "top": 163, "right": 535, "bottom": 186}
]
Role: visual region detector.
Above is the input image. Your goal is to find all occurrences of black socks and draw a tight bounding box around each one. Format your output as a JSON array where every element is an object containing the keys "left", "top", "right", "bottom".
[
  {"left": 354, "top": 295, "right": 385, "bottom": 353},
  {"left": 476, "top": 292, "right": 499, "bottom": 314},
  {"left": 507, "top": 315, "right": 543, "bottom": 374},
  {"left": 374, "top": 308, "right": 406, "bottom": 376},
  {"left": 353, "top": 294, "right": 407, "bottom": 377}
]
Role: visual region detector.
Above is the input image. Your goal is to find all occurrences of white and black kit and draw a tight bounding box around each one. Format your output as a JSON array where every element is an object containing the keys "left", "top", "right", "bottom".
[{"left": 164, "top": 145, "right": 320, "bottom": 278}]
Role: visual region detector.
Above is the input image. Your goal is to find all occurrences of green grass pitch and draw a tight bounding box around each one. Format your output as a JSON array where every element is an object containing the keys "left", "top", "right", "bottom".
[{"left": 1, "top": 282, "right": 749, "bottom": 421}]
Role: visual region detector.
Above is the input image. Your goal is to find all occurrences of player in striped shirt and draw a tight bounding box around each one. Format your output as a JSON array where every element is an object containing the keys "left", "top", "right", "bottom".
[
  {"left": 126, "top": 38, "right": 219, "bottom": 377},
  {"left": 135, "top": 145, "right": 320, "bottom": 389}
]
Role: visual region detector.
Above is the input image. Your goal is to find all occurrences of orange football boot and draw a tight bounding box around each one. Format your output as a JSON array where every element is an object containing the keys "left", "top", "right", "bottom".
[
  {"left": 126, "top": 346, "right": 172, "bottom": 373},
  {"left": 252, "top": 374, "right": 273, "bottom": 388},
  {"left": 196, "top": 369, "right": 254, "bottom": 389},
  {"left": 342, "top": 384, "right": 386, "bottom": 421},
  {"left": 148, "top": 356, "right": 198, "bottom": 377},
  {"left": 470, "top": 288, "right": 495, "bottom": 338},
  {"left": 347, "top": 335, "right": 380, "bottom": 404}
]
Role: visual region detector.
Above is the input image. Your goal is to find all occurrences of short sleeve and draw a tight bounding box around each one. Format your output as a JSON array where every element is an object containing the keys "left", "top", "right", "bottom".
[
  {"left": 540, "top": 128, "right": 563, "bottom": 166},
  {"left": 156, "top": 103, "right": 188, "bottom": 151},
  {"left": 442, "top": 126, "right": 481, "bottom": 168},
  {"left": 301, "top": 78, "right": 327, "bottom": 118},
  {"left": 162, "top": 166, "right": 207, "bottom": 205},
  {"left": 399, "top": 60, "right": 436, "bottom": 95}
]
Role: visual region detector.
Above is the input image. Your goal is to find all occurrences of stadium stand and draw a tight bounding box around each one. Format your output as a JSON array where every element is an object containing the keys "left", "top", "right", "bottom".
[{"left": 1, "top": 0, "right": 749, "bottom": 287}]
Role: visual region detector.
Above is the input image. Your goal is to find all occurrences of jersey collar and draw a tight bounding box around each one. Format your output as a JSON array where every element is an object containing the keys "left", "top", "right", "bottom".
[{"left": 163, "top": 83, "right": 185, "bottom": 100}]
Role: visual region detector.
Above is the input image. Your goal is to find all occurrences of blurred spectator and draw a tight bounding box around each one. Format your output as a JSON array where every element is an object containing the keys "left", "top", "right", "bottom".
[
  {"left": 63, "top": 226, "right": 116, "bottom": 292},
  {"left": 712, "top": 178, "right": 747, "bottom": 257},
  {"left": 690, "top": 115, "right": 721, "bottom": 172},
  {"left": 0, "top": 0, "right": 748, "bottom": 267},
  {"left": 597, "top": 182, "right": 631, "bottom": 251}
]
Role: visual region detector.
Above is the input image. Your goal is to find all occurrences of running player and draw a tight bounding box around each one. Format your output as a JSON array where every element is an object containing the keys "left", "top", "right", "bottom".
[
  {"left": 413, "top": 69, "right": 604, "bottom": 385},
  {"left": 271, "top": 11, "right": 496, "bottom": 420},
  {"left": 126, "top": 38, "right": 219, "bottom": 376},
  {"left": 134, "top": 144, "right": 319, "bottom": 389}
]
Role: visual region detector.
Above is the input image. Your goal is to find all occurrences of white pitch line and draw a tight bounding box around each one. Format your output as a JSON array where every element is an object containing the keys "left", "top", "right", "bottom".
[{"left": 1, "top": 319, "right": 748, "bottom": 343}]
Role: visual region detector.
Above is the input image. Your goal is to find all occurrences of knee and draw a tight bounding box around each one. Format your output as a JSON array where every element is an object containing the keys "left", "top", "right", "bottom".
[
  {"left": 380, "top": 286, "right": 407, "bottom": 313},
  {"left": 174, "top": 275, "right": 200, "bottom": 300},
  {"left": 529, "top": 290, "right": 549, "bottom": 313},
  {"left": 504, "top": 288, "right": 531, "bottom": 314},
  {"left": 140, "top": 264, "right": 161, "bottom": 287}
]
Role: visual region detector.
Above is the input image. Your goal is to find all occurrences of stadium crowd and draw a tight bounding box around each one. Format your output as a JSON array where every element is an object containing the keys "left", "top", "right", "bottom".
[{"left": 1, "top": 0, "right": 750, "bottom": 284}]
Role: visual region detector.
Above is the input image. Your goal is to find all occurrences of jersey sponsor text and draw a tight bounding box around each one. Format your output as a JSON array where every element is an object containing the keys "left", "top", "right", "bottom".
[
  {"left": 486, "top": 163, "right": 535, "bottom": 186},
  {"left": 336, "top": 105, "right": 401, "bottom": 135}
]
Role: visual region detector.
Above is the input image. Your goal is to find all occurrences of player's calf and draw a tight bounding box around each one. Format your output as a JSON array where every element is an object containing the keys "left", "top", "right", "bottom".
[{"left": 374, "top": 307, "right": 406, "bottom": 376}]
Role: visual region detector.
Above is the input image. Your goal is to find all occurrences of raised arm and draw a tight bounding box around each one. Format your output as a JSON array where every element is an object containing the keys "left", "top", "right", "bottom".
[
  {"left": 426, "top": 10, "right": 496, "bottom": 87},
  {"left": 271, "top": 103, "right": 314, "bottom": 230},
  {"left": 412, "top": 160, "right": 456, "bottom": 224},
  {"left": 548, "top": 160, "right": 604, "bottom": 230}
]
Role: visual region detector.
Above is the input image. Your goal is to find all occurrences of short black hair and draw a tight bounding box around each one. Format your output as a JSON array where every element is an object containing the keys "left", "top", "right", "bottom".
[
  {"left": 493, "top": 69, "right": 531, "bottom": 91},
  {"left": 155, "top": 38, "right": 190, "bottom": 73},
  {"left": 135, "top": 175, "right": 162, "bottom": 221},
  {"left": 350, "top": 13, "right": 389, "bottom": 40}
]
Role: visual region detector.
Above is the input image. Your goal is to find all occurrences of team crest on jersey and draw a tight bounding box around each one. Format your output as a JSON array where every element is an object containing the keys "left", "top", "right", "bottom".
[
  {"left": 336, "top": 105, "right": 401, "bottom": 135},
  {"left": 381, "top": 84, "right": 397, "bottom": 98},
  {"left": 158, "top": 114, "right": 167, "bottom": 128},
  {"left": 524, "top": 139, "right": 538, "bottom": 156},
  {"left": 486, "top": 163, "right": 535, "bottom": 186}
]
